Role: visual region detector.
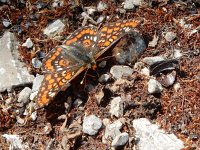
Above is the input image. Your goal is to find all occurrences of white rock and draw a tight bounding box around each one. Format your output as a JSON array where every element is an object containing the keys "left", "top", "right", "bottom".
[
  {"left": 16, "top": 116, "right": 25, "bottom": 124},
  {"left": 97, "top": 15, "right": 105, "bottom": 24},
  {"left": 109, "top": 97, "right": 124, "bottom": 117},
  {"left": 110, "top": 65, "right": 133, "bottom": 79},
  {"left": 2, "top": 134, "right": 23, "bottom": 149},
  {"left": 97, "top": 1, "right": 108, "bottom": 12},
  {"left": 32, "top": 58, "right": 42, "bottom": 69},
  {"left": 52, "top": 0, "right": 64, "bottom": 7},
  {"left": 132, "top": 0, "right": 144, "bottom": 6},
  {"left": 141, "top": 67, "right": 150, "bottom": 76},
  {"left": 173, "top": 49, "right": 182, "bottom": 59},
  {"left": 112, "top": 132, "right": 129, "bottom": 147},
  {"left": 0, "top": 32, "right": 34, "bottom": 92},
  {"left": 104, "top": 120, "right": 122, "bottom": 139},
  {"left": 132, "top": 118, "right": 184, "bottom": 150},
  {"left": 32, "top": 74, "right": 44, "bottom": 92},
  {"left": 22, "top": 38, "right": 33, "bottom": 48},
  {"left": 3, "top": 19, "right": 11, "bottom": 27},
  {"left": 29, "top": 91, "right": 38, "bottom": 101},
  {"left": 17, "top": 87, "right": 32, "bottom": 104},
  {"left": 43, "top": 19, "right": 65, "bottom": 37},
  {"left": 82, "top": 115, "right": 102, "bottom": 135},
  {"left": 143, "top": 56, "right": 165, "bottom": 65},
  {"left": 124, "top": 0, "right": 135, "bottom": 10},
  {"left": 86, "top": 7, "right": 97, "bottom": 15},
  {"left": 148, "top": 79, "right": 163, "bottom": 94},
  {"left": 173, "top": 82, "right": 181, "bottom": 92},
  {"left": 164, "top": 32, "right": 177, "bottom": 42},
  {"left": 31, "top": 111, "right": 37, "bottom": 121}
]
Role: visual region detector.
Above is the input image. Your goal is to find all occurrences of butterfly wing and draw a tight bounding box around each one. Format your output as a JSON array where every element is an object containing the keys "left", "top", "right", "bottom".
[
  {"left": 35, "top": 66, "right": 86, "bottom": 108},
  {"left": 64, "top": 26, "right": 98, "bottom": 48},
  {"left": 94, "top": 19, "right": 143, "bottom": 59},
  {"left": 36, "top": 45, "right": 88, "bottom": 108}
]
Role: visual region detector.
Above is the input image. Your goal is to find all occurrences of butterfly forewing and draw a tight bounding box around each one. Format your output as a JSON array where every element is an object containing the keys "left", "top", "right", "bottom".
[
  {"left": 95, "top": 19, "right": 142, "bottom": 59},
  {"left": 64, "top": 26, "right": 98, "bottom": 48}
]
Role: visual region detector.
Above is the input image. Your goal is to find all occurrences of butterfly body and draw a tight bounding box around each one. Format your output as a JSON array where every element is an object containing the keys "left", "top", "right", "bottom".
[{"left": 35, "top": 19, "right": 143, "bottom": 108}]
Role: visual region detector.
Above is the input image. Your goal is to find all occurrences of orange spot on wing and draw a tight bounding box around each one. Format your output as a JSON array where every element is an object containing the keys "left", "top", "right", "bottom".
[
  {"left": 65, "top": 72, "right": 72, "bottom": 80},
  {"left": 107, "top": 29, "right": 113, "bottom": 34},
  {"left": 103, "top": 41, "right": 110, "bottom": 47},
  {"left": 49, "top": 79, "right": 54, "bottom": 84},
  {"left": 114, "top": 27, "right": 120, "bottom": 31},
  {"left": 101, "top": 27, "right": 108, "bottom": 32}
]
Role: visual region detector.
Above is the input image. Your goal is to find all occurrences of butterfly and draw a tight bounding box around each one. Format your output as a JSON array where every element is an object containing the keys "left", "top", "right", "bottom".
[{"left": 35, "top": 19, "right": 143, "bottom": 108}]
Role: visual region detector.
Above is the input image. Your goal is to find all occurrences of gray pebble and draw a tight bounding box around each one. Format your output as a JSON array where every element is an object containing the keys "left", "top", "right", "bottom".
[
  {"left": 82, "top": 115, "right": 102, "bottom": 135},
  {"left": 112, "top": 132, "right": 129, "bottom": 147},
  {"left": 109, "top": 97, "right": 124, "bottom": 117},
  {"left": 97, "top": 1, "right": 108, "bottom": 12},
  {"left": 22, "top": 38, "right": 33, "bottom": 48},
  {"left": 110, "top": 65, "right": 133, "bottom": 79},
  {"left": 17, "top": 87, "right": 32, "bottom": 104},
  {"left": 32, "top": 57, "right": 42, "bottom": 69},
  {"left": 148, "top": 79, "right": 163, "bottom": 94},
  {"left": 164, "top": 32, "right": 177, "bottom": 42},
  {"left": 3, "top": 19, "right": 11, "bottom": 28}
]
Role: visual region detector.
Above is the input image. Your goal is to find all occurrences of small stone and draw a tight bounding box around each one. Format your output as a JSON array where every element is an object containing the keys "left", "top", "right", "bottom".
[
  {"left": 97, "top": 1, "right": 108, "bottom": 12},
  {"left": 110, "top": 65, "right": 133, "bottom": 79},
  {"left": 32, "top": 57, "right": 42, "bottom": 69},
  {"left": 73, "top": 98, "right": 83, "bottom": 107},
  {"left": 173, "top": 82, "right": 181, "bottom": 92},
  {"left": 148, "top": 79, "right": 163, "bottom": 94},
  {"left": 109, "top": 97, "right": 124, "bottom": 117},
  {"left": 2, "top": 134, "right": 23, "bottom": 149},
  {"left": 173, "top": 49, "right": 182, "bottom": 59},
  {"left": 124, "top": 0, "right": 135, "bottom": 10},
  {"left": 98, "top": 74, "right": 110, "bottom": 83},
  {"left": 143, "top": 56, "right": 165, "bottom": 65},
  {"left": 104, "top": 120, "right": 122, "bottom": 139},
  {"left": 82, "top": 115, "right": 102, "bottom": 135},
  {"left": 102, "top": 118, "right": 110, "bottom": 126},
  {"left": 97, "top": 15, "right": 105, "bottom": 24},
  {"left": 3, "top": 19, "right": 11, "bottom": 28},
  {"left": 31, "top": 111, "right": 37, "bottom": 121},
  {"left": 148, "top": 34, "right": 158, "bottom": 47},
  {"left": 17, "top": 87, "right": 32, "bottom": 104},
  {"left": 36, "top": 1, "right": 47, "bottom": 9},
  {"left": 29, "top": 91, "right": 38, "bottom": 101},
  {"left": 52, "top": 0, "right": 64, "bottom": 8},
  {"left": 22, "top": 38, "right": 33, "bottom": 48},
  {"left": 32, "top": 74, "right": 44, "bottom": 92},
  {"left": 132, "top": 118, "right": 184, "bottom": 150},
  {"left": 112, "top": 132, "right": 129, "bottom": 147},
  {"left": 134, "top": 62, "right": 145, "bottom": 70},
  {"left": 43, "top": 122, "right": 52, "bottom": 134},
  {"left": 43, "top": 19, "right": 65, "bottom": 37},
  {"left": 141, "top": 67, "right": 150, "bottom": 76},
  {"left": 132, "top": 0, "right": 144, "bottom": 6},
  {"left": 86, "top": 7, "right": 97, "bottom": 15},
  {"left": 164, "top": 32, "right": 177, "bottom": 42},
  {"left": 16, "top": 116, "right": 25, "bottom": 124}
]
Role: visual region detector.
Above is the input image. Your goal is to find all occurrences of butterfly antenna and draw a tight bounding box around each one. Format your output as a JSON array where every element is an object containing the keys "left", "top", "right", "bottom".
[{"left": 80, "top": 67, "right": 89, "bottom": 85}]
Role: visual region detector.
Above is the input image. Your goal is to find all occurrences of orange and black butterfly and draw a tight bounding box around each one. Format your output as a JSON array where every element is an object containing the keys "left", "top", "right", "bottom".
[{"left": 35, "top": 19, "right": 143, "bottom": 108}]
